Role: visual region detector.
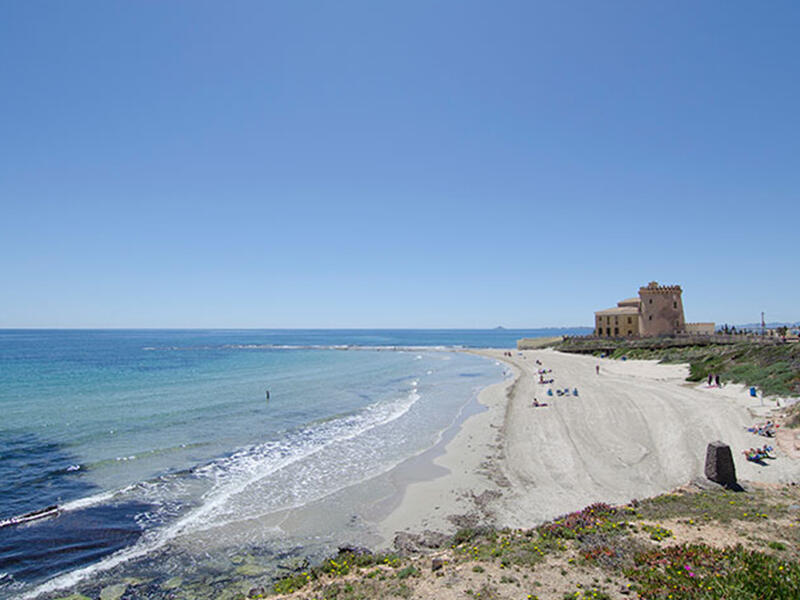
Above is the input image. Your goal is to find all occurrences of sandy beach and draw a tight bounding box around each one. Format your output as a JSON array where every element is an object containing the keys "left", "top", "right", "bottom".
[{"left": 378, "top": 348, "right": 799, "bottom": 540}]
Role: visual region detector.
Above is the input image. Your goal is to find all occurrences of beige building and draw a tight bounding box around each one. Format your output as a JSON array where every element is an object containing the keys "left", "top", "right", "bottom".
[
  {"left": 685, "top": 322, "right": 715, "bottom": 335},
  {"left": 595, "top": 282, "right": 711, "bottom": 338}
]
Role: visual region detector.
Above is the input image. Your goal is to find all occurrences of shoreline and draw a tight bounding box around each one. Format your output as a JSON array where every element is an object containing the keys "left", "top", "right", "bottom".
[
  {"left": 375, "top": 347, "right": 799, "bottom": 540},
  {"left": 20, "top": 346, "right": 800, "bottom": 599},
  {"left": 374, "top": 352, "right": 519, "bottom": 541}
]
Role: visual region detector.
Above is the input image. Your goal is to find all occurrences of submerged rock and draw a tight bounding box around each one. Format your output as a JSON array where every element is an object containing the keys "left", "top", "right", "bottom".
[
  {"left": 161, "top": 576, "right": 183, "bottom": 590},
  {"left": 234, "top": 563, "right": 268, "bottom": 577},
  {"left": 99, "top": 583, "right": 128, "bottom": 600}
]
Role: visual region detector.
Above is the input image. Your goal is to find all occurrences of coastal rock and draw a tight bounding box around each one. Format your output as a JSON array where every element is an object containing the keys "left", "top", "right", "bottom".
[
  {"left": 704, "top": 441, "right": 737, "bottom": 486},
  {"left": 337, "top": 545, "right": 371, "bottom": 557},
  {"left": 393, "top": 530, "right": 449, "bottom": 554},
  {"left": 277, "top": 556, "right": 311, "bottom": 572},
  {"left": 99, "top": 583, "right": 128, "bottom": 600}
]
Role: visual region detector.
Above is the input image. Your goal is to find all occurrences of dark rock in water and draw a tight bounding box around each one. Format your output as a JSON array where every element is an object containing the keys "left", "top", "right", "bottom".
[
  {"left": 705, "top": 441, "right": 737, "bottom": 486},
  {"left": 393, "top": 530, "right": 449, "bottom": 554},
  {"left": 431, "top": 557, "right": 444, "bottom": 572}
]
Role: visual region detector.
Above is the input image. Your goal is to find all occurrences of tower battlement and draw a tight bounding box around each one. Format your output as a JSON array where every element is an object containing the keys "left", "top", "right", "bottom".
[{"left": 639, "top": 281, "right": 682, "bottom": 294}]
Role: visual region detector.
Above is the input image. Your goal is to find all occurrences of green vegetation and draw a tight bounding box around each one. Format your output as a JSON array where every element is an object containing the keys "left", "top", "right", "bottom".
[
  {"left": 626, "top": 544, "right": 800, "bottom": 599},
  {"left": 51, "top": 486, "right": 800, "bottom": 600},
  {"left": 633, "top": 487, "right": 789, "bottom": 524},
  {"left": 270, "top": 551, "right": 403, "bottom": 595},
  {"left": 594, "top": 342, "right": 800, "bottom": 397},
  {"left": 640, "top": 524, "right": 673, "bottom": 542},
  {"left": 289, "top": 486, "right": 800, "bottom": 599}
]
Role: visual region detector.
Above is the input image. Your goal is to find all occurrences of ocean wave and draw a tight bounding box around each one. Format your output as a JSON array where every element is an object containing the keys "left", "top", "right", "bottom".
[
  {"left": 143, "top": 344, "right": 455, "bottom": 352},
  {"left": 26, "top": 383, "right": 423, "bottom": 599}
]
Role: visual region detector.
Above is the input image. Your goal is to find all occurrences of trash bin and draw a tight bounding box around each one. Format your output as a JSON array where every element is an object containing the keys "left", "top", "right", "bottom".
[{"left": 749, "top": 387, "right": 757, "bottom": 397}]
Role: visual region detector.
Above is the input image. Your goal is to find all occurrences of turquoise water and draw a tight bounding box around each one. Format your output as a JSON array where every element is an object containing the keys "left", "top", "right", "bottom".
[{"left": 0, "top": 329, "right": 584, "bottom": 598}]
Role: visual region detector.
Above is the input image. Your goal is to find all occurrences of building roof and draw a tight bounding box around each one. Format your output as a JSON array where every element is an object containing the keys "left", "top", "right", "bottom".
[
  {"left": 595, "top": 306, "right": 640, "bottom": 316},
  {"left": 617, "top": 298, "right": 641, "bottom": 307}
]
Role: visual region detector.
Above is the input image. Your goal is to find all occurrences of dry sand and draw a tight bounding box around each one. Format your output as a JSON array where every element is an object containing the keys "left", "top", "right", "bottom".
[{"left": 377, "top": 348, "right": 800, "bottom": 541}]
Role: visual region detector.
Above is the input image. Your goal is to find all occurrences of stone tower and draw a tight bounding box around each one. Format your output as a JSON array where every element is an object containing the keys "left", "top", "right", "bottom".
[{"left": 638, "top": 282, "right": 685, "bottom": 336}]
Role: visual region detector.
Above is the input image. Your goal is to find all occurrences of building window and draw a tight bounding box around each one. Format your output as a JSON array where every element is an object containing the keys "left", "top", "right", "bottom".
[
  {"left": 614, "top": 327, "right": 619, "bottom": 336},
  {"left": 627, "top": 330, "right": 632, "bottom": 335},
  {"left": 673, "top": 301, "right": 677, "bottom": 309},
  {"left": 627, "top": 317, "right": 632, "bottom": 324},
  {"left": 649, "top": 299, "right": 653, "bottom": 304},
  {"left": 606, "top": 327, "right": 611, "bottom": 336},
  {"left": 649, "top": 315, "right": 652, "bottom": 321},
  {"left": 615, "top": 317, "right": 618, "bottom": 325}
]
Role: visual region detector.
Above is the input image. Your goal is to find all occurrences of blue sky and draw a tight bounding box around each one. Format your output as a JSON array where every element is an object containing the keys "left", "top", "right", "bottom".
[{"left": 1, "top": 1, "right": 798, "bottom": 328}]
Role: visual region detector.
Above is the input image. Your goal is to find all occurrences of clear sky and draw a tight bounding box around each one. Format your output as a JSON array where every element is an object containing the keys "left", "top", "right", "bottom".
[{"left": 1, "top": 1, "right": 798, "bottom": 328}]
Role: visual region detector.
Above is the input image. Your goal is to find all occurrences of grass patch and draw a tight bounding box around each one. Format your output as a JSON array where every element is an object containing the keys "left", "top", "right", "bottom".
[
  {"left": 626, "top": 543, "right": 800, "bottom": 599},
  {"left": 566, "top": 341, "right": 800, "bottom": 396},
  {"left": 633, "top": 488, "right": 787, "bottom": 524}
]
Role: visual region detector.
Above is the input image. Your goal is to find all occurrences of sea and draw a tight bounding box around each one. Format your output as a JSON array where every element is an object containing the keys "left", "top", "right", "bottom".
[{"left": 0, "top": 328, "right": 588, "bottom": 598}]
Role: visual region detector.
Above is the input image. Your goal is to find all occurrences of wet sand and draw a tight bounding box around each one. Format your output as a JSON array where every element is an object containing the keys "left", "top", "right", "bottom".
[{"left": 378, "top": 348, "right": 799, "bottom": 539}]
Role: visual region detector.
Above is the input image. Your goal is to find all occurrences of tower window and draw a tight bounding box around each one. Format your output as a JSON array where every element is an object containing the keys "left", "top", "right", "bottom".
[{"left": 673, "top": 301, "right": 677, "bottom": 308}]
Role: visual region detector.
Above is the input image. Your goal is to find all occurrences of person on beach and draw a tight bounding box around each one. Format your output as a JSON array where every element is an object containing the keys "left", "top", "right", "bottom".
[
  {"left": 595, "top": 365, "right": 600, "bottom": 375},
  {"left": 715, "top": 374, "right": 721, "bottom": 387},
  {"left": 708, "top": 373, "right": 713, "bottom": 386}
]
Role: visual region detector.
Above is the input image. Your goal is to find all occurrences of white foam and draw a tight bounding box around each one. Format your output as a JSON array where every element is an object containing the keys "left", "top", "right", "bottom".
[
  {"left": 143, "top": 344, "right": 455, "bottom": 353},
  {"left": 59, "top": 483, "right": 138, "bottom": 513},
  {"left": 26, "top": 385, "right": 423, "bottom": 599}
]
